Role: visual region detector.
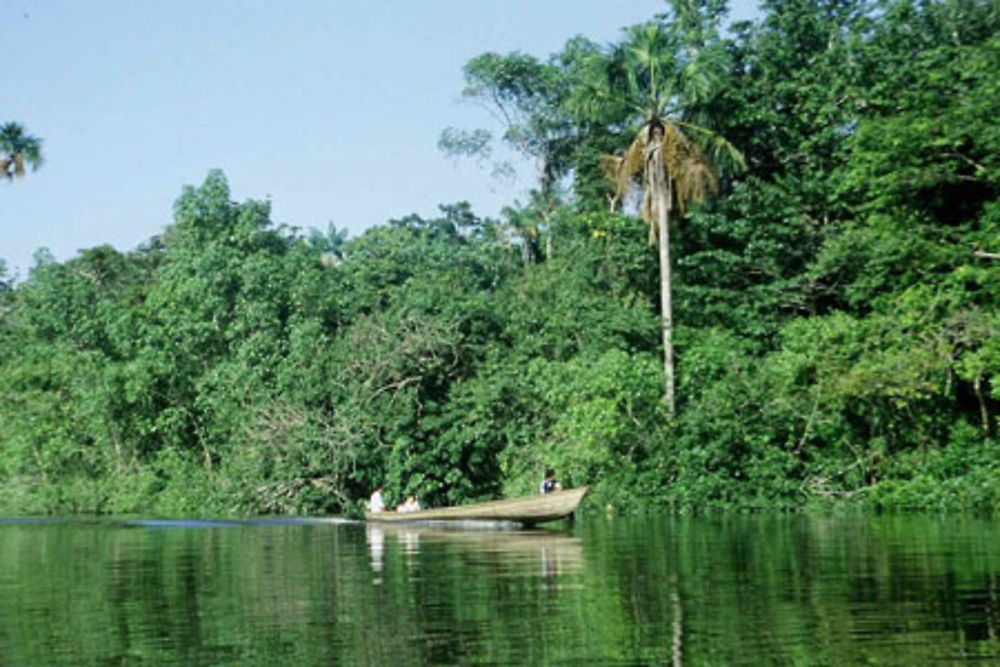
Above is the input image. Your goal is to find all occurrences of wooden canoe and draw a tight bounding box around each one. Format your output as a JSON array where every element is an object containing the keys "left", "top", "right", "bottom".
[{"left": 366, "top": 487, "right": 587, "bottom": 525}]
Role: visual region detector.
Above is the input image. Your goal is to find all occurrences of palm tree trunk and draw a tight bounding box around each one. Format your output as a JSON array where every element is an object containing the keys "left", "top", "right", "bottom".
[
  {"left": 646, "top": 134, "right": 676, "bottom": 415},
  {"left": 658, "top": 181, "right": 675, "bottom": 416}
]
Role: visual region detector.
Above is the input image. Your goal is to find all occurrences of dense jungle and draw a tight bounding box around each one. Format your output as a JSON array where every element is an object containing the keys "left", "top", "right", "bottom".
[{"left": 1, "top": 0, "right": 998, "bottom": 517}]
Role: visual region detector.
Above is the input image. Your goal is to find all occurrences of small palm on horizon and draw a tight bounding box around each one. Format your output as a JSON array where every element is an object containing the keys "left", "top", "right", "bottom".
[{"left": 0, "top": 122, "right": 44, "bottom": 181}]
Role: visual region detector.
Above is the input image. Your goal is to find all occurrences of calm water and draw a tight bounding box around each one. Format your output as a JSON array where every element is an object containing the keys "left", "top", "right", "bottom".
[{"left": 2, "top": 514, "right": 1000, "bottom": 665}]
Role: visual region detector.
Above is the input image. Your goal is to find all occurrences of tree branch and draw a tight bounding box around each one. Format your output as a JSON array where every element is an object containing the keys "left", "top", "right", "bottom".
[{"left": 941, "top": 151, "right": 987, "bottom": 172}]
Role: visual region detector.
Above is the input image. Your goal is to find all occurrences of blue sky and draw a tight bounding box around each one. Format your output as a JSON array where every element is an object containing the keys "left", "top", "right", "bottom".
[{"left": 2, "top": 0, "right": 759, "bottom": 278}]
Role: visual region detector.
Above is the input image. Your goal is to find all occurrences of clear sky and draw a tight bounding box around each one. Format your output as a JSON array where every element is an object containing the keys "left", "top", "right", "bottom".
[{"left": 2, "top": 0, "right": 759, "bottom": 278}]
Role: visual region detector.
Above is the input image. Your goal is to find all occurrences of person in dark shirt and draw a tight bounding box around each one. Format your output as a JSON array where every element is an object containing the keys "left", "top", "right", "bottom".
[{"left": 539, "top": 468, "right": 562, "bottom": 494}]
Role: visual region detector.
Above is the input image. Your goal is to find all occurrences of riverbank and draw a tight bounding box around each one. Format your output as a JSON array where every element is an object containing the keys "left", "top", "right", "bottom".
[{"left": 3, "top": 462, "right": 999, "bottom": 518}]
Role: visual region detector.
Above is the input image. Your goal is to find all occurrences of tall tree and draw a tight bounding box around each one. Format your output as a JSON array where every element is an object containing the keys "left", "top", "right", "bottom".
[
  {"left": 0, "top": 122, "right": 43, "bottom": 180},
  {"left": 573, "top": 3, "right": 744, "bottom": 414},
  {"left": 439, "top": 52, "right": 575, "bottom": 202}
]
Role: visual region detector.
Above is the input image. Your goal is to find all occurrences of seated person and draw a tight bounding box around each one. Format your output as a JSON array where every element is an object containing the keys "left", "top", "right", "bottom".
[
  {"left": 539, "top": 468, "right": 562, "bottom": 494},
  {"left": 397, "top": 495, "right": 421, "bottom": 513},
  {"left": 368, "top": 484, "right": 386, "bottom": 514}
]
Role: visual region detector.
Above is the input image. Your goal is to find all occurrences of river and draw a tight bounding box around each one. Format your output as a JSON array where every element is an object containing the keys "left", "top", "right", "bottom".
[{"left": 2, "top": 513, "right": 999, "bottom": 664}]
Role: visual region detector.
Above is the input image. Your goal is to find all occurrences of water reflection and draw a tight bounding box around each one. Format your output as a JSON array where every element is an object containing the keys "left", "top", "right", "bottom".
[
  {"left": 671, "top": 582, "right": 683, "bottom": 667},
  {"left": 397, "top": 528, "right": 421, "bottom": 569},
  {"left": 366, "top": 524, "right": 385, "bottom": 578},
  {"left": 3, "top": 514, "right": 1000, "bottom": 664},
  {"left": 367, "top": 524, "right": 428, "bottom": 581},
  {"left": 365, "top": 523, "right": 584, "bottom": 581}
]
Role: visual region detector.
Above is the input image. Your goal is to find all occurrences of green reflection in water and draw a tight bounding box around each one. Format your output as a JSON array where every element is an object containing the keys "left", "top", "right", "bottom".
[{"left": 1, "top": 515, "right": 1000, "bottom": 665}]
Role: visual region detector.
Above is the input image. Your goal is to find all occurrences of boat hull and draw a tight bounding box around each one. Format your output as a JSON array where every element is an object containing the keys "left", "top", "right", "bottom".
[{"left": 366, "top": 487, "right": 587, "bottom": 524}]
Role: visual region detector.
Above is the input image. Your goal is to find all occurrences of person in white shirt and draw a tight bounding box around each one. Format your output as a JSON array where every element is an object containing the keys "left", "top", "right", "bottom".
[
  {"left": 368, "top": 484, "right": 386, "bottom": 514},
  {"left": 397, "top": 495, "right": 421, "bottom": 512}
]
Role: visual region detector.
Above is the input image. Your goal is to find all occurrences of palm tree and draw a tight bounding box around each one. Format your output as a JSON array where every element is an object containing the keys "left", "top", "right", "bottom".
[
  {"left": 574, "top": 9, "right": 744, "bottom": 415},
  {"left": 0, "top": 122, "right": 44, "bottom": 180},
  {"left": 308, "top": 222, "right": 350, "bottom": 267}
]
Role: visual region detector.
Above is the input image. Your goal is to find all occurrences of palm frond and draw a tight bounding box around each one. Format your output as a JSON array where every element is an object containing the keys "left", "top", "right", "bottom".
[
  {"left": 621, "top": 132, "right": 647, "bottom": 183},
  {"left": 599, "top": 153, "right": 622, "bottom": 182},
  {"left": 679, "top": 43, "right": 728, "bottom": 106},
  {"left": 642, "top": 188, "right": 656, "bottom": 244},
  {"left": 711, "top": 134, "right": 746, "bottom": 173},
  {"left": 601, "top": 129, "right": 647, "bottom": 205},
  {"left": 599, "top": 153, "right": 627, "bottom": 206},
  {"left": 600, "top": 115, "right": 729, "bottom": 229},
  {"left": 673, "top": 156, "right": 717, "bottom": 214},
  {"left": 674, "top": 119, "right": 746, "bottom": 173}
]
